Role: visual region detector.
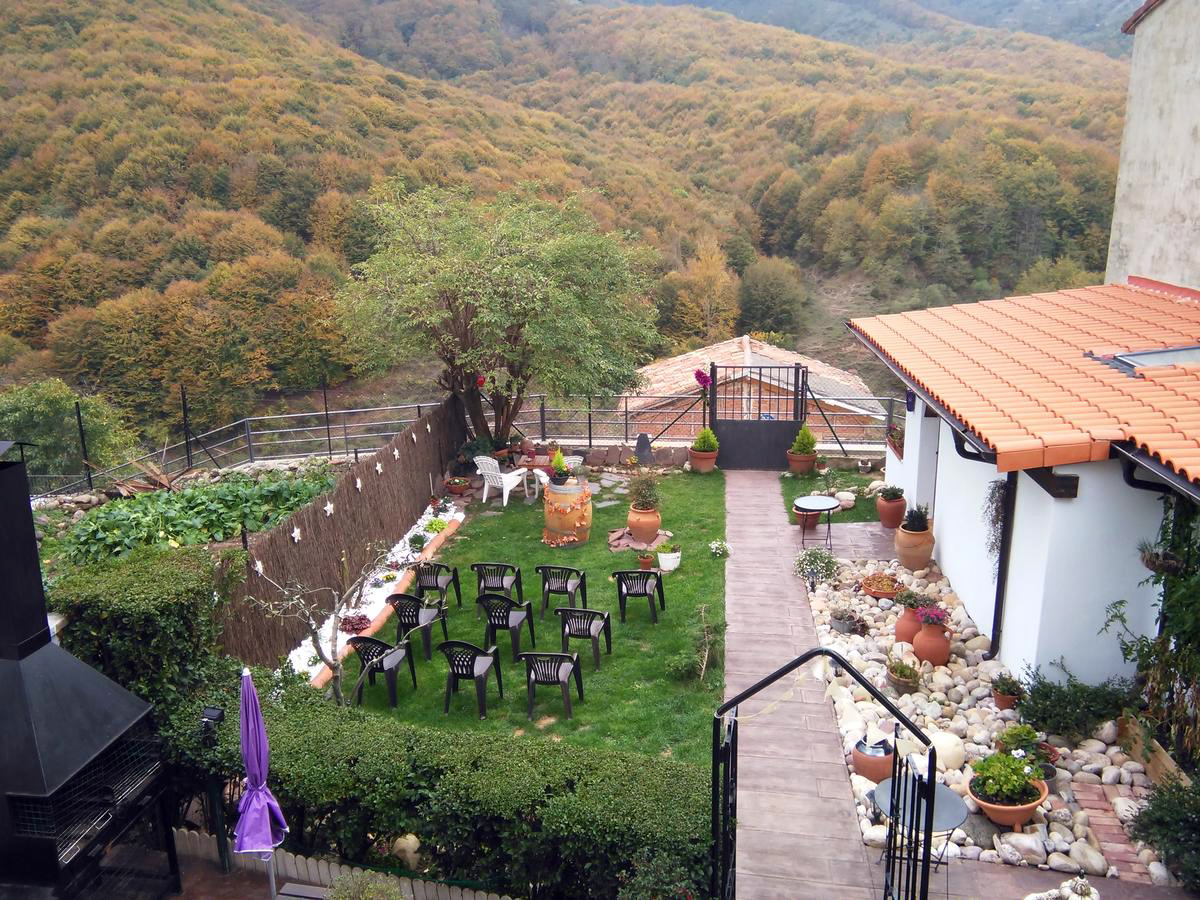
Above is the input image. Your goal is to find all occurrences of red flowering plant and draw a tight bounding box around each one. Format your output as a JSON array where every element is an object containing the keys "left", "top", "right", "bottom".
[
  {"left": 694, "top": 368, "right": 712, "bottom": 389},
  {"left": 338, "top": 614, "right": 372, "bottom": 635},
  {"left": 916, "top": 605, "right": 948, "bottom": 626}
]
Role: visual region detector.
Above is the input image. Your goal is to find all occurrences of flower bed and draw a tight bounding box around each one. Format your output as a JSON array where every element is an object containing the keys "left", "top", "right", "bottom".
[{"left": 806, "top": 558, "right": 1171, "bottom": 883}]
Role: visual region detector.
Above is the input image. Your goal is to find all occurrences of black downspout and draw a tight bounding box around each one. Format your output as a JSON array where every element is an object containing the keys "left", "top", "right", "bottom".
[{"left": 983, "top": 471, "right": 1018, "bottom": 661}]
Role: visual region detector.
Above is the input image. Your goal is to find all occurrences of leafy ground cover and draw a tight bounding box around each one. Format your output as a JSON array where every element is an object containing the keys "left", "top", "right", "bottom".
[
  {"left": 780, "top": 470, "right": 880, "bottom": 524},
  {"left": 346, "top": 471, "right": 726, "bottom": 765}
]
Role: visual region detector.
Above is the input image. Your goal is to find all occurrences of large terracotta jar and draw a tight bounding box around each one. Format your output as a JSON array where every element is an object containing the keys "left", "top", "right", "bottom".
[
  {"left": 689, "top": 448, "right": 718, "bottom": 473},
  {"left": 894, "top": 607, "right": 921, "bottom": 644},
  {"left": 894, "top": 525, "right": 934, "bottom": 570},
  {"left": 786, "top": 450, "right": 817, "bottom": 474},
  {"left": 627, "top": 504, "right": 661, "bottom": 544},
  {"left": 969, "top": 779, "right": 1049, "bottom": 831},
  {"left": 912, "top": 622, "right": 950, "bottom": 666},
  {"left": 876, "top": 495, "right": 906, "bottom": 529}
]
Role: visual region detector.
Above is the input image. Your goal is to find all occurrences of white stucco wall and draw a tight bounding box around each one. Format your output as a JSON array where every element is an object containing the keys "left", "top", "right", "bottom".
[
  {"left": 930, "top": 421, "right": 1001, "bottom": 630},
  {"left": 1106, "top": 0, "right": 1200, "bottom": 287}
]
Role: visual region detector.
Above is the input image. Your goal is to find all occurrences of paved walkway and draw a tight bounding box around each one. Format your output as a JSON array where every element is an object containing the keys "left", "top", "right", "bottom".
[{"left": 723, "top": 471, "right": 1190, "bottom": 900}]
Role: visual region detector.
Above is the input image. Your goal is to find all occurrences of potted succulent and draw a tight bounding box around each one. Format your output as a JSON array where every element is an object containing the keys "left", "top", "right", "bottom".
[
  {"left": 815, "top": 455, "right": 829, "bottom": 475},
  {"left": 893, "top": 589, "right": 924, "bottom": 644},
  {"left": 550, "top": 449, "right": 570, "bottom": 486},
  {"left": 830, "top": 606, "right": 867, "bottom": 635},
  {"left": 851, "top": 736, "right": 895, "bottom": 783},
  {"left": 626, "top": 473, "right": 662, "bottom": 543},
  {"left": 894, "top": 503, "right": 934, "bottom": 570},
  {"left": 690, "top": 427, "right": 719, "bottom": 473},
  {"left": 445, "top": 476, "right": 471, "bottom": 496},
  {"left": 860, "top": 573, "right": 900, "bottom": 600},
  {"left": 991, "top": 673, "right": 1025, "bottom": 710},
  {"left": 793, "top": 547, "right": 838, "bottom": 591},
  {"left": 875, "top": 485, "right": 906, "bottom": 529},
  {"left": 636, "top": 551, "right": 654, "bottom": 571},
  {"left": 886, "top": 655, "right": 921, "bottom": 694},
  {"left": 968, "top": 750, "right": 1049, "bottom": 830},
  {"left": 657, "top": 542, "right": 682, "bottom": 573},
  {"left": 911, "top": 605, "right": 950, "bottom": 666},
  {"left": 786, "top": 425, "right": 818, "bottom": 474}
]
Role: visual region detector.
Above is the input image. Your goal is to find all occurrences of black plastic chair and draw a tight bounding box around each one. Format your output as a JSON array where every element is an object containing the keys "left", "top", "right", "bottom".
[
  {"left": 518, "top": 652, "right": 583, "bottom": 720},
  {"left": 437, "top": 640, "right": 503, "bottom": 719},
  {"left": 477, "top": 592, "right": 535, "bottom": 662},
  {"left": 347, "top": 635, "right": 415, "bottom": 708},
  {"left": 613, "top": 570, "right": 666, "bottom": 624},
  {"left": 471, "top": 562, "right": 523, "bottom": 602},
  {"left": 536, "top": 565, "right": 587, "bottom": 617},
  {"left": 386, "top": 592, "right": 448, "bottom": 661},
  {"left": 414, "top": 561, "right": 462, "bottom": 609},
  {"left": 555, "top": 606, "right": 612, "bottom": 671}
]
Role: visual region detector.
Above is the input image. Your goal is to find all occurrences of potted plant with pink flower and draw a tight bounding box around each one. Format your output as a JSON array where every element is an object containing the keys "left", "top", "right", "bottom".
[{"left": 912, "top": 604, "right": 951, "bottom": 666}]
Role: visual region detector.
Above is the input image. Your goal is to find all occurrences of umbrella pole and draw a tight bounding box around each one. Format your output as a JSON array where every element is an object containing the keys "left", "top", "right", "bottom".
[{"left": 267, "top": 852, "right": 277, "bottom": 899}]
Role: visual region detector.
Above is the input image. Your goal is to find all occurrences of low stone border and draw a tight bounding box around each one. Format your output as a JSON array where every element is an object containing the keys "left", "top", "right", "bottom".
[{"left": 173, "top": 828, "right": 517, "bottom": 899}]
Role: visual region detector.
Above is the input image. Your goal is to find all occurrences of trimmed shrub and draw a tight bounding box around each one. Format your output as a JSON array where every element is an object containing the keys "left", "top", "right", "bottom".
[
  {"left": 1130, "top": 777, "right": 1200, "bottom": 891},
  {"left": 165, "top": 680, "right": 710, "bottom": 899},
  {"left": 1017, "top": 665, "right": 1138, "bottom": 741},
  {"left": 691, "top": 427, "right": 718, "bottom": 453},
  {"left": 50, "top": 546, "right": 242, "bottom": 708},
  {"left": 789, "top": 425, "right": 816, "bottom": 455}
]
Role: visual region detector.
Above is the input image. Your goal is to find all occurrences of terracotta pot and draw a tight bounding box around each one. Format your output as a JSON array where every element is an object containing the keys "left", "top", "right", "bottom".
[
  {"left": 894, "top": 606, "right": 921, "bottom": 644},
  {"left": 968, "top": 779, "right": 1048, "bottom": 831},
  {"left": 637, "top": 556, "right": 654, "bottom": 571},
  {"left": 445, "top": 479, "right": 470, "bottom": 496},
  {"left": 912, "top": 622, "right": 950, "bottom": 666},
  {"left": 689, "top": 448, "right": 718, "bottom": 473},
  {"left": 992, "top": 690, "right": 1019, "bottom": 710},
  {"left": 886, "top": 670, "right": 920, "bottom": 694},
  {"left": 787, "top": 450, "right": 817, "bottom": 474},
  {"left": 876, "top": 495, "right": 906, "bottom": 529},
  {"left": 894, "top": 525, "right": 934, "bottom": 570},
  {"left": 793, "top": 508, "right": 821, "bottom": 529},
  {"left": 627, "top": 505, "right": 661, "bottom": 544},
  {"left": 852, "top": 738, "right": 895, "bottom": 783},
  {"left": 861, "top": 578, "right": 900, "bottom": 600}
]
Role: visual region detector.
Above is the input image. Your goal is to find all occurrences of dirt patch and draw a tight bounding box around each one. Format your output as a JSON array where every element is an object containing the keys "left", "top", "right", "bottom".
[{"left": 535, "top": 716, "right": 557, "bottom": 729}]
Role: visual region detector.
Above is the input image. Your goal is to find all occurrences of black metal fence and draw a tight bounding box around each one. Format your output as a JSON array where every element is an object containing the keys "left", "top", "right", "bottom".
[{"left": 712, "top": 647, "right": 936, "bottom": 900}]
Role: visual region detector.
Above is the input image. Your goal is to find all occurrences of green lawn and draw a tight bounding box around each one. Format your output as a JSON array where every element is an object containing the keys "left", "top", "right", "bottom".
[
  {"left": 780, "top": 470, "right": 879, "bottom": 524},
  {"left": 346, "top": 471, "right": 727, "bottom": 765}
]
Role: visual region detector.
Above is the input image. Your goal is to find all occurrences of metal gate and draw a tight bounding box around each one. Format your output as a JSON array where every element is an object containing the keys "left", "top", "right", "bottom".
[
  {"left": 707, "top": 362, "right": 808, "bottom": 469},
  {"left": 712, "top": 647, "right": 935, "bottom": 899}
]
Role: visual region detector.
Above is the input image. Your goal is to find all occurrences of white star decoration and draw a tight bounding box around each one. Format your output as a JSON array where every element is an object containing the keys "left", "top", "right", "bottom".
[
  {"left": 392, "top": 447, "right": 400, "bottom": 459},
  {"left": 375, "top": 461, "right": 384, "bottom": 474},
  {"left": 291, "top": 526, "right": 301, "bottom": 543},
  {"left": 323, "top": 501, "right": 334, "bottom": 517},
  {"left": 355, "top": 477, "right": 363, "bottom": 492},
  {"left": 425, "top": 422, "right": 431, "bottom": 433},
  {"left": 253, "top": 558, "right": 264, "bottom": 575}
]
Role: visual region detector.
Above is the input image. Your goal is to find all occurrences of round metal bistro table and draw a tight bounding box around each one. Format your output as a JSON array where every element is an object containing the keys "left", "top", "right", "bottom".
[
  {"left": 872, "top": 774, "right": 969, "bottom": 888},
  {"left": 793, "top": 495, "right": 841, "bottom": 550}
]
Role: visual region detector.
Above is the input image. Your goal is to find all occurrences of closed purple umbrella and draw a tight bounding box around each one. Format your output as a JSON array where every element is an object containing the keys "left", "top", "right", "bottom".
[{"left": 234, "top": 668, "right": 288, "bottom": 897}]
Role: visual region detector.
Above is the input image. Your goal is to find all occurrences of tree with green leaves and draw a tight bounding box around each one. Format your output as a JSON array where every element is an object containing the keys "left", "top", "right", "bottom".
[
  {"left": 0, "top": 379, "right": 136, "bottom": 484},
  {"left": 339, "top": 185, "right": 656, "bottom": 445},
  {"left": 737, "top": 257, "right": 805, "bottom": 335}
]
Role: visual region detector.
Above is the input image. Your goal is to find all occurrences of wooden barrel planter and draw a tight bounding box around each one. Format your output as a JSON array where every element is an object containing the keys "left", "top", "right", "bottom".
[{"left": 543, "top": 479, "right": 593, "bottom": 547}]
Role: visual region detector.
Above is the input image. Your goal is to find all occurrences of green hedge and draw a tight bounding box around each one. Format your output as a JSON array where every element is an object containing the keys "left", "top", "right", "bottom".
[
  {"left": 167, "top": 679, "right": 710, "bottom": 898},
  {"left": 50, "top": 546, "right": 241, "bottom": 709}
]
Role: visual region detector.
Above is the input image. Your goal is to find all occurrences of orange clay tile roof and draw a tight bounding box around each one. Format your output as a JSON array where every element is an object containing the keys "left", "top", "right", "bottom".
[{"left": 848, "top": 280, "right": 1200, "bottom": 483}]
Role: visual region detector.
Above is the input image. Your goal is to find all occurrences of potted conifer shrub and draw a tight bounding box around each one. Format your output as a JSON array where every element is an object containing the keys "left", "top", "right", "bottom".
[
  {"left": 626, "top": 473, "right": 662, "bottom": 543},
  {"left": 894, "top": 503, "right": 934, "bottom": 570},
  {"left": 690, "top": 427, "right": 719, "bottom": 473},
  {"left": 875, "top": 484, "right": 906, "bottom": 529},
  {"left": 786, "top": 425, "right": 818, "bottom": 474},
  {"left": 968, "top": 750, "right": 1049, "bottom": 830},
  {"left": 549, "top": 449, "right": 570, "bottom": 485}
]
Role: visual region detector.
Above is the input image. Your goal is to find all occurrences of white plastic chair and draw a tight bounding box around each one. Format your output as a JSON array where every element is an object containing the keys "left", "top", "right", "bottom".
[
  {"left": 527, "top": 467, "right": 550, "bottom": 499},
  {"left": 474, "top": 456, "right": 529, "bottom": 506}
]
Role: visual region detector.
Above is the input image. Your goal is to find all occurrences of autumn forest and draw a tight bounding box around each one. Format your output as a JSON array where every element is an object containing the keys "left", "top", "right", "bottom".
[{"left": 0, "top": 0, "right": 1129, "bottom": 448}]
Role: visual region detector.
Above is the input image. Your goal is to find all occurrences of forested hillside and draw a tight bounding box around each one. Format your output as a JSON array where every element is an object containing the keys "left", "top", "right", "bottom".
[{"left": 0, "top": 0, "right": 1127, "bottom": 441}]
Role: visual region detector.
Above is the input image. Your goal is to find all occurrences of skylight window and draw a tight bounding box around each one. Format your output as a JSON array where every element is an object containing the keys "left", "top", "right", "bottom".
[{"left": 1113, "top": 345, "right": 1200, "bottom": 370}]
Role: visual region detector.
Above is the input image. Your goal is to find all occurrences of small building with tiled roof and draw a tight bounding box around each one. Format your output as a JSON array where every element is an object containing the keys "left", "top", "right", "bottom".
[
  {"left": 848, "top": 277, "right": 1200, "bottom": 683},
  {"left": 631, "top": 335, "right": 890, "bottom": 448}
]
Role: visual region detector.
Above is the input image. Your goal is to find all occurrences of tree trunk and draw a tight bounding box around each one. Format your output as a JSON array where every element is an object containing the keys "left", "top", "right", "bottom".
[{"left": 461, "top": 388, "right": 494, "bottom": 445}]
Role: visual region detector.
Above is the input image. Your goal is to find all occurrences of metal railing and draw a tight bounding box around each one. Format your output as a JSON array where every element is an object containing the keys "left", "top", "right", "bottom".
[{"left": 29, "top": 392, "right": 904, "bottom": 497}]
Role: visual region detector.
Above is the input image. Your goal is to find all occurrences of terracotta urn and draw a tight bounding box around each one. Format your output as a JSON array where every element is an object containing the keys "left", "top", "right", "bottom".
[
  {"left": 786, "top": 450, "right": 817, "bottom": 474},
  {"left": 851, "top": 738, "right": 894, "bottom": 783},
  {"left": 913, "top": 622, "right": 950, "bottom": 666},
  {"left": 689, "top": 448, "right": 718, "bottom": 473},
  {"left": 627, "top": 504, "right": 661, "bottom": 544},
  {"left": 876, "top": 495, "right": 906, "bottom": 529},
  {"left": 894, "top": 607, "right": 921, "bottom": 644},
  {"left": 894, "top": 525, "right": 934, "bottom": 570},
  {"left": 968, "top": 779, "right": 1049, "bottom": 831}
]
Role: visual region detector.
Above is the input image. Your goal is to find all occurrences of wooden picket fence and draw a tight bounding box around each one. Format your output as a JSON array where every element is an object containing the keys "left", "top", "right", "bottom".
[{"left": 173, "top": 828, "right": 517, "bottom": 900}]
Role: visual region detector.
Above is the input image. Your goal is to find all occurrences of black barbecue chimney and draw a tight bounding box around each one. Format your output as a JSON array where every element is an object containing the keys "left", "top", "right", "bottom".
[{"left": 0, "top": 461, "right": 175, "bottom": 897}]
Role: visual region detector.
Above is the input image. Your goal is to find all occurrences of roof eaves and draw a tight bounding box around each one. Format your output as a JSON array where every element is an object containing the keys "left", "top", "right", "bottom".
[{"left": 1122, "top": 0, "right": 1168, "bottom": 34}]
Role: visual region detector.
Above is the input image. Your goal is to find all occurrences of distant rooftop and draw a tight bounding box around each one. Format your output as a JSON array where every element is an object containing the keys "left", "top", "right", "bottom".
[{"left": 848, "top": 278, "right": 1200, "bottom": 481}]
